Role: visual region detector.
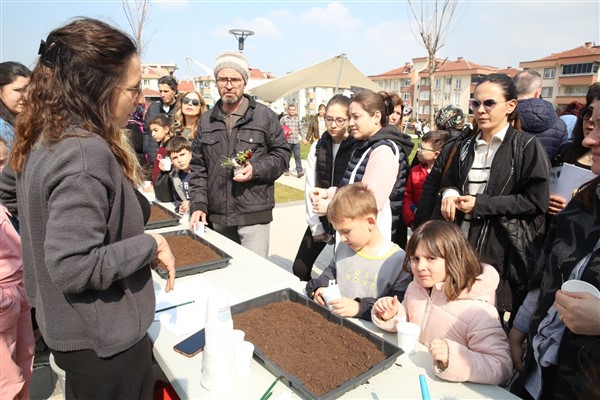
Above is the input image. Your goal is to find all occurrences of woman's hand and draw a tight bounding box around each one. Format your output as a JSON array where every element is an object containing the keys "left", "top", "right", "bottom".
[
  {"left": 547, "top": 195, "right": 567, "bottom": 215},
  {"left": 429, "top": 339, "right": 449, "bottom": 370},
  {"left": 508, "top": 327, "right": 527, "bottom": 372},
  {"left": 554, "top": 290, "right": 600, "bottom": 335},
  {"left": 313, "top": 287, "right": 326, "bottom": 306},
  {"left": 373, "top": 295, "right": 400, "bottom": 321},
  {"left": 328, "top": 297, "right": 360, "bottom": 317},
  {"left": 441, "top": 196, "right": 458, "bottom": 221},
  {"left": 149, "top": 233, "right": 176, "bottom": 292},
  {"left": 456, "top": 195, "right": 476, "bottom": 215}
]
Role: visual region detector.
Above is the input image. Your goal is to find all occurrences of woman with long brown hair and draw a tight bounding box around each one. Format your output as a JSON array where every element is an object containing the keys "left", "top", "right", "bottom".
[
  {"left": 173, "top": 90, "right": 205, "bottom": 140},
  {"left": 10, "top": 18, "right": 175, "bottom": 398}
]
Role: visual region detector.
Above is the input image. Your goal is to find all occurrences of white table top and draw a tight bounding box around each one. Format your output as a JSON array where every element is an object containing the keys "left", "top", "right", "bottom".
[{"left": 145, "top": 196, "right": 518, "bottom": 400}]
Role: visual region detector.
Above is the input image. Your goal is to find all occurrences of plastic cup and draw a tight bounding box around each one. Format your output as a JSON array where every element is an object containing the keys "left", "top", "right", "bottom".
[
  {"left": 235, "top": 340, "right": 254, "bottom": 378},
  {"left": 397, "top": 321, "right": 421, "bottom": 354},
  {"left": 321, "top": 284, "right": 342, "bottom": 310},
  {"left": 161, "top": 157, "right": 172, "bottom": 171},
  {"left": 561, "top": 280, "right": 600, "bottom": 298},
  {"left": 232, "top": 329, "right": 245, "bottom": 344}
]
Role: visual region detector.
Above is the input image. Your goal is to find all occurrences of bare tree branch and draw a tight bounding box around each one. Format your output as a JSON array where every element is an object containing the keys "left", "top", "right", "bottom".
[
  {"left": 408, "top": 0, "right": 460, "bottom": 127},
  {"left": 122, "top": 0, "right": 152, "bottom": 55}
]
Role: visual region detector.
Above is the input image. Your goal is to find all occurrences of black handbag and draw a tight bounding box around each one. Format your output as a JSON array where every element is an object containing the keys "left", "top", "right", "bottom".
[{"left": 154, "top": 172, "right": 174, "bottom": 202}]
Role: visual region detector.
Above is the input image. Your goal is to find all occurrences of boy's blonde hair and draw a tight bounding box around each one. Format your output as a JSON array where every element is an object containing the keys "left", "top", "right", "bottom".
[{"left": 327, "top": 183, "right": 377, "bottom": 224}]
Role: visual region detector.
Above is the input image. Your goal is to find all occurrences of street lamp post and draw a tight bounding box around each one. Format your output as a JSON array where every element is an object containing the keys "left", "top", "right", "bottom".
[{"left": 228, "top": 29, "right": 254, "bottom": 53}]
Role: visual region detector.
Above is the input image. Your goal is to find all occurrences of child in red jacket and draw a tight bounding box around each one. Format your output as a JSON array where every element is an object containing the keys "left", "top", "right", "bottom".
[{"left": 402, "top": 130, "right": 449, "bottom": 228}]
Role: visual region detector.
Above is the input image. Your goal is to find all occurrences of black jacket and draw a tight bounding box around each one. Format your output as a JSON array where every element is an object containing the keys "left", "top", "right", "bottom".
[
  {"left": 440, "top": 126, "right": 550, "bottom": 310},
  {"left": 189, "top": 95, "right": 291, "bottom": 226},
  {"left": 515, "top": 182, "right": 600, "bottom": 400},
  {"left": 518, "top": 98, "right": 568, "bottom": 160}
]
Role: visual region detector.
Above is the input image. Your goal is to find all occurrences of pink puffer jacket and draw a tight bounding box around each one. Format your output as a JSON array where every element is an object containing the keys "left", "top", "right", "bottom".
[{"left": 372, "top": 264, "right": 513, "bottom": 385}]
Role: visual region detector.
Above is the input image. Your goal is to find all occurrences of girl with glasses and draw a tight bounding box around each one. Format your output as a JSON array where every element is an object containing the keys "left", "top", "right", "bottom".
[
  {"left": 439, "top": 73, "right": 550, "bottom": 327},
  {"left": 310, "top": 90, "right": 414, "bottom": 249},
  {"left": 174, "top": 90, "right": 206, "bottom": 140}
]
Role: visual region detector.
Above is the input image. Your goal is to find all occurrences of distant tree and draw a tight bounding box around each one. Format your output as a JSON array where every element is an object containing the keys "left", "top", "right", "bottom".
[
  {"left": 408, "top": 0, "right": 460, "bottom": 128},
  {"left": 122, "top": 0, "right": 152, "bottom": 54}
]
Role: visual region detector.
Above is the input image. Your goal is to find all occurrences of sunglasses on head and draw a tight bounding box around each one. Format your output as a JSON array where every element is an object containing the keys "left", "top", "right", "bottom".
[
  {"left": 581, "top": 106, "right": 594, "bottom": 121},
  {"left": 468, "top": 99, "right": 506, "bottom": 112},
  {"left": 183, "top": 97, "right": 201, "bottom": 106}
]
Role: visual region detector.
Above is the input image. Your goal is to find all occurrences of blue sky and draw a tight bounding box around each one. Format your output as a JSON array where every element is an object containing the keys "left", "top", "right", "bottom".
[{"left": 1, "top": 0, "right": 599, "bottom": 80}]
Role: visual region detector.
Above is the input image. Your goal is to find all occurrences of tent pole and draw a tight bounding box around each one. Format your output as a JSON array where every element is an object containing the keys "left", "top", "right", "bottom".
[{"left": 335, "top": 53, "right": 346, "bottom": 93}]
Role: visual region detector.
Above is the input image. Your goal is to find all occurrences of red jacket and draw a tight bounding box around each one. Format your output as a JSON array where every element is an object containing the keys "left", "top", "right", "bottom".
[{"left": 402, "top": 163, "right": 429, "bottom": 227}]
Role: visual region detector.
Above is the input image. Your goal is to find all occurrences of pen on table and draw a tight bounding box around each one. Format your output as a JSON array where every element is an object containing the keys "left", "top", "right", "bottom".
[
  {"left": 419, "top": 374, "right": 431, "bottom": 400},
  {"left": 259, "top": 377, "right": 279, "bottom": 400},
  {"left": 155, "top": 300, "right": 195, "bottom": 314}
]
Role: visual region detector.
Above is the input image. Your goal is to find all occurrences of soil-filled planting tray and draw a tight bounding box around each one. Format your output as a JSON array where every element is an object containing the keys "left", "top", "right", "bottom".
[
  {"left": 156, "top": 230, "right": 232, "bottom": 279},
  {"left": 145, "top": 202, "right": 181, "bottom": 230},
  {"left": 231, "top": 288, "right": 402, "bottom": 400}
]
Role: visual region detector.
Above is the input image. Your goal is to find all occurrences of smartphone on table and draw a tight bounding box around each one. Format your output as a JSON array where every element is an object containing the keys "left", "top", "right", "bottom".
[{"left": 173, "top": 328, "right": 205, "bottom": 357}]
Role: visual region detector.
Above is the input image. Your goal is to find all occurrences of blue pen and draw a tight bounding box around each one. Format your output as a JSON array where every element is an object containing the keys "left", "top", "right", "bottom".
[{"left": 419, "top": 374, "right": 431, "bottom": 400}]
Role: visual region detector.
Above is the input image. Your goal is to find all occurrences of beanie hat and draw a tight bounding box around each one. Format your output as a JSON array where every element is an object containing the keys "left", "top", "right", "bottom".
[{"left": 214, "top": 51, "right": 249, "bottom": 83}]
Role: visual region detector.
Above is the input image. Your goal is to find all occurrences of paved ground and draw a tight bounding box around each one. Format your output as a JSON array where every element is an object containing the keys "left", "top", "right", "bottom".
[{"left": 30, "top": 158, "right": 333, "bottom": 399}]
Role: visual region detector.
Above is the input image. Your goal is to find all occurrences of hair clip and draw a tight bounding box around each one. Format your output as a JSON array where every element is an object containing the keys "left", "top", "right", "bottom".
[{"left": 38, "top": 36, "right": 62, "bottom": 68}]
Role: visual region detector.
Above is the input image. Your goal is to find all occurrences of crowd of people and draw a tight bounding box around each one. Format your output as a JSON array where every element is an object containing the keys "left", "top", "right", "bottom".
[{"left": 0, "top": 16, "right": 598, "bottom": 400}]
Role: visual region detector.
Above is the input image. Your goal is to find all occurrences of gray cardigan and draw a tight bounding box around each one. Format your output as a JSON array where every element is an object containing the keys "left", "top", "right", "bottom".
[{"left": 16, "top": 129, "right": 158, "bottom": 357}]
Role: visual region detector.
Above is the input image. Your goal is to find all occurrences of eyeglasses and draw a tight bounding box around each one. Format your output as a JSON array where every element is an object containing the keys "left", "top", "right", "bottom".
[
  {"left": 325, "top": 116, "right": 349, "bottom": 125},
  {"left": 117, "top": 83, "right": 142, "bottom": 98},
  {"left": 468, "top": 99, "right": 506, "bottom": 112},
  {"left": 581, "top": 106, "right": 594, "bottom": 121},
  {"left": 216, "top": 77, "right": 244, "bottom": 87},
  {"left": 417, "top": 144, "right": 436, "bottom": 152},
  {"left": 183, "top": 97, "right": 201, "bottom": 106}
]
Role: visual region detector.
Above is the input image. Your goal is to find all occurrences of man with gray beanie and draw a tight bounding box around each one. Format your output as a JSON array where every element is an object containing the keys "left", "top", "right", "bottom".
[{"left": 188, "top": 50, "right": 291, "bottom": 258}]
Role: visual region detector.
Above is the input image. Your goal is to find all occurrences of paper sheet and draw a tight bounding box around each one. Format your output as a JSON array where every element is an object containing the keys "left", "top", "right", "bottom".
[
  {"left": 551, "top": 163, "right": 597, "bottom": 200},
  {"left": 154, "top": 277, "right": 209, "bottom": 336}
]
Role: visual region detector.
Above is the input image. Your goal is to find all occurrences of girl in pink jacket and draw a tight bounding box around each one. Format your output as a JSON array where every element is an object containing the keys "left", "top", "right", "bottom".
[
  {"left": 372, "top": 220, "right": 512, "bottom": 385},
  {"left": 0, "top": 201, "right": 35, "bottom": 399}
]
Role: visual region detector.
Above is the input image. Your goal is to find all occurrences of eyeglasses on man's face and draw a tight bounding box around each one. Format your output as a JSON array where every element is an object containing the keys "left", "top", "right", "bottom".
[
  {"left": 216, "top": 77, "right": 244, "bottom": 87},
  {"left": 183, "top": 97, "right": 201, "bottom": 106},
  {"left": 468, "top": 99, "right": 506, "bottom": 112},
  {"left": 417, "top": 144, "right": 435, "bottom": 152},
  {"left": 325, "top": 116, "right": 349, "bottom": 125}
]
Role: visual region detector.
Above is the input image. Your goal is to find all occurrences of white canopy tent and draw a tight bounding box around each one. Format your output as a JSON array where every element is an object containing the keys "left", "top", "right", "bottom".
[{"left": 249, "top": 54, "right": 382, "bottom": 103}]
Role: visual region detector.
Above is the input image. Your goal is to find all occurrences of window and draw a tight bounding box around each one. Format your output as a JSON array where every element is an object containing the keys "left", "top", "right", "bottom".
[
  {"left": 421, "top": 105, "right": 430, "bottom": 115},
  {"left": 543, "top": 68, "right": 555, "bottom": 79},
  {"left": 143, "top": 79, "right": 150, "bottom": 86},
  {"left": 420, "top": 91, "right": 430, "bottom": 100},
  {"left": 454, "top": 93, "right": 461, "bottom": 104},
  {"left": 444, "top": 93, "right": 450, "bottom": 100},
  {"left": 420, "top": 77, "right": 430, "bottom": 86},
  {"left": 563, "top": 86, "right": 589, "bottom": 96},
  {"left": 561, "top": 63, "right": 597, "bottom": 75},
  {"left": 402, "top": 93, "right": 410, "bottom": 101},
  {"left": 541, "top": 87, "right": 553, "bottom": 98},
  {"left": 402, "top": 79, "right": 411, "bottom": 87},
  {"left": 470, "top": 74, "right": 482, "bottom": 84},
  {"left": 446, "top": 77, "right": 452, "bottom": 85},
  {"left": 454, "top": 78, "right": 462, "bottom": 89},
  {"left": 434, "top": 93, "right": 440, "bottom": 104},
  {"left": 435, "top": 78, "right": 441, "bottom": 90}
]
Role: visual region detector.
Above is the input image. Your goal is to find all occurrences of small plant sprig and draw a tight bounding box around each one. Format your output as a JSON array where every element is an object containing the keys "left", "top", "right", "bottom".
[{"left": 220, "top": 149, "right": 253, "bottom": 169}]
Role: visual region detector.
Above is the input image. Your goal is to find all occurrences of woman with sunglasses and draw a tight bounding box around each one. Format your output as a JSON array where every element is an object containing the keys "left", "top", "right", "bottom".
[
  {"left": 174, "top": 90, "right": 205, "bottom": 140},
  {"left": 439, "top": 73, "right": 550, "bottom": 326}
]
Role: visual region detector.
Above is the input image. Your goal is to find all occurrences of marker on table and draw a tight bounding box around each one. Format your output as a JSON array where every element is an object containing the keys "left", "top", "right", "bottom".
[
  {"left": 419, "top": 374, "right": 431, "bottom": 400},
  {"left": 155, "top": 300, "right": 195, "bottom": 314}
]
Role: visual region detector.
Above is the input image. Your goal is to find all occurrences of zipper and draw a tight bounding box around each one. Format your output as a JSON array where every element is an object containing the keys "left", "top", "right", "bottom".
[{"left": 420, "top": 288, "right": 434, "bottom": 343}]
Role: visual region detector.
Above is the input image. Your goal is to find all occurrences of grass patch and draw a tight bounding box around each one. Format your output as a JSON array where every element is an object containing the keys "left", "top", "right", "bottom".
[{"left": 275, "top": 182, "right": 305, "bottom": 204}]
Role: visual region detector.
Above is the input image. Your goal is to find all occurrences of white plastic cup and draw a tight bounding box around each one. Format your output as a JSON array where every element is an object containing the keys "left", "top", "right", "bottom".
[
  {"left": 397, "top": 321, "right": 421, "bottom": 354},
  {"left": 161, "top": 157, "right": 172, "bottom": 171},
  {"left": 321, "top": 284, "right": 342, "bottom": 310},
  {"left": 232, "top": 329, "right": 245, "bottom": 344},
  {"left": 201, "top": 351, "right": 235, "bottom": 394},
  {"left": 235, "top": 340, "right": 254, "bottom": 378},
  {"left": 561, "top": 279, "right": 600, "bottom": 298}
]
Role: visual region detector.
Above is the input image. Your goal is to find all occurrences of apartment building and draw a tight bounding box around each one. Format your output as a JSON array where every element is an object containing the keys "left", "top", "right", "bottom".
[{"left": 519, "top": 42, "right": 600, "bottom": 107}]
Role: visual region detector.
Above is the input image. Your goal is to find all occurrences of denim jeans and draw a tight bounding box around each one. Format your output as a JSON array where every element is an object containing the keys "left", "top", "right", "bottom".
[{"left": 288, "top": 143, "right": 303, "bottom": 173}]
